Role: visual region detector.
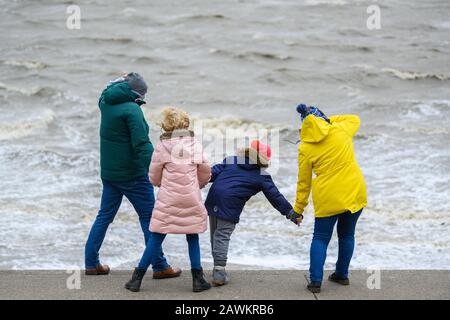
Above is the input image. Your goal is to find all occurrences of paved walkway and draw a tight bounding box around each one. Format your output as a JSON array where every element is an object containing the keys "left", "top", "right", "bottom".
[{"left": 0, "top": 270, "right": 448, "bottom": 300}]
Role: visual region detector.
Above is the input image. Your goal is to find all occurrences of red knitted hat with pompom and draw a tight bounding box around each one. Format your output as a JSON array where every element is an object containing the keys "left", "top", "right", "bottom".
[{"left": 250, "top": 140, "right": 271, "bottom": 166}]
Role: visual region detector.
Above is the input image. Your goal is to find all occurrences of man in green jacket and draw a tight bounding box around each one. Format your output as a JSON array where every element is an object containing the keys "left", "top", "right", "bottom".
[{"left": 84, "top": 73, "right": 181, "bottom": 279}]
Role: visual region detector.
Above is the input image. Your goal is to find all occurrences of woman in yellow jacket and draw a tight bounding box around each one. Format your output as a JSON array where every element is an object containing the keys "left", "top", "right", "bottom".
[{"left": 290, "top": 104, "right": 367, "bottom": 293}]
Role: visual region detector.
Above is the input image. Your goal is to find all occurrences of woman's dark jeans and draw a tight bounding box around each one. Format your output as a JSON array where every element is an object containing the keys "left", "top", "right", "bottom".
[{"left": 309, "top": 209, "right": 362, "bottom": 283}]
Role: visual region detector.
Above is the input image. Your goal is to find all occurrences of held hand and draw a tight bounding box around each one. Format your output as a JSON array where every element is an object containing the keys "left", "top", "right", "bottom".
[{"left": 286, "top": 209, "right": 303, "bottom": 226}]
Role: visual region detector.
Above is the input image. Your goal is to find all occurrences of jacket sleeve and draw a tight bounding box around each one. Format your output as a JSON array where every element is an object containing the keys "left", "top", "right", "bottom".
[
  {"left": 198, "top": 163, "right": 211, "bottom": 189},
  {"left": 125, "top": 105, "right": 153, "bottom": 170},
  {"left": 261, "top": 175, "right": 293, "bottom": 216},
  {"left": 329, "top": 115, "right": 361, "bottom": 137},
  {"left": 98, "top": 88, "right": 107, "bottom": 107},
  {"left": 293, "top": 145, "right": 312, "bottom": 214},
  {"left": 210, "top": 159, "right": 226, "bottom": 183},
  {"left": 149, "top": 143, "right": 164, "bottom": 187},
  {"left": 196, "top": 143, "right": 211, "bottom": 188}
]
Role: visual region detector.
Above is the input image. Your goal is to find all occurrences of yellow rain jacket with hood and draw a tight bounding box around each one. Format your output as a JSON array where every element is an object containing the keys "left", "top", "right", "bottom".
[{"left": 294, "top": 115, "right": 367, "bottom": 218}]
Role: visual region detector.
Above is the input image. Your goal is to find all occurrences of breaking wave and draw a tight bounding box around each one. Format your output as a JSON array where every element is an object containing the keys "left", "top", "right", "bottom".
[
  {"left": 353, "top": 64, "right": 450, "bottom": 81},
  {"left": 0, "top": 82, "right": 56, "bottom": 97},
  {"left": 0, "top": 110, "right": 55, "bottom": 140},
  {"left": 382, "top": 68, "right": 450, "bottom": 81},
  {"left": 304, "top": 0, "right": 347, "bottom": 6},
  {"left": 2, "top": 59, "right": 47, "bottom": 70}
]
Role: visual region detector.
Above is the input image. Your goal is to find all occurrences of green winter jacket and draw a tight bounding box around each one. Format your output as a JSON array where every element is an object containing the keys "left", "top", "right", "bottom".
[{"left": 98, "top": 81, "right": 153, "bottom": 182}]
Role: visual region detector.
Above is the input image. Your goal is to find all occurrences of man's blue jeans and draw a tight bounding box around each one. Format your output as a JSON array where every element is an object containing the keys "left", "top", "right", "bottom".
[
  {"left": 84, "top": 176, "right": 169, "bottom": 271},
  {"left": 309, "top": 209, "right": 362, "bottom": 283},
  {"left": 138, "top": 233, "right": 202, "bottom": 271}
]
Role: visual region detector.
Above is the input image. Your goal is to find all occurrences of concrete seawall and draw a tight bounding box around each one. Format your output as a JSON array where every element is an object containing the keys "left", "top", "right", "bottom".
[{"left": 0, "top": 270, "right": 448, "bottom": 300}]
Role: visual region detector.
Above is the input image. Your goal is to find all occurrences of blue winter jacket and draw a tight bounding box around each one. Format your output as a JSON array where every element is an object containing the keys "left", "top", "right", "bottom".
[{"left": 205, "top": 156, "right": 293, "bottom": 223}]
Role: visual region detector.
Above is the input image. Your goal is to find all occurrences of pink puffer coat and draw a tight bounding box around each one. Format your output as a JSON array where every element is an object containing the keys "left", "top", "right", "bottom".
[{"left": 149, "top": 131, "right": 211, "bottom": 234}]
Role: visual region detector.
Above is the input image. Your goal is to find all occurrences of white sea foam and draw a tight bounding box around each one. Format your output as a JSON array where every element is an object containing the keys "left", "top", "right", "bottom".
[
  {"left": 0, "top": 109, "right": 55, "bottom": 140},
  {"left": 352, "top": 64, "right": 450, "bottom": 81},
  {"left": 305, "top": 0, "right": 347, "bottom": 6},
  {"left": 382, "top": 68, "right": 450, "bottom": 81},
  {"left": 2, "top": 59, "right": 47, "bottom": 70},
  {"left": 436, "top": 21, "right": 450, "bottom": 29},
  {"left": 122, "top": 7, "right": 137, "bottom": 16},
  {"left": 0, "top": 82, "right": 54, "bottom": 96},
  {"left": 145, "top": 108, "right": 293, "bottom": 141}
]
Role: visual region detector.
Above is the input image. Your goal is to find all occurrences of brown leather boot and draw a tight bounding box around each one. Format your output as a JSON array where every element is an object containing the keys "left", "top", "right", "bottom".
[
  {"left": 85, "top": 264, "right": 110, "bottom": 275},
  {"left": 152, "top": 266, "right": 182, "bottom": 279}
]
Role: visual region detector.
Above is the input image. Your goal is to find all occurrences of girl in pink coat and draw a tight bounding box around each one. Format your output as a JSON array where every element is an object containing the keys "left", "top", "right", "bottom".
[{"left": 125, "top": 107, "right": 212, "bottom": 293}]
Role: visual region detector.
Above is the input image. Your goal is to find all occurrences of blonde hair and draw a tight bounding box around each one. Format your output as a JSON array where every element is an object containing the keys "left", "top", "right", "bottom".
[{"left": 160, "top": 107, "right": 190, "bottom": 132}]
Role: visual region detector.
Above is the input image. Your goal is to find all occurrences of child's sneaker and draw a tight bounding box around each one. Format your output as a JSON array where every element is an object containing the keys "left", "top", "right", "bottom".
[{"left": 212, "top": 266, "right": 229, "bottom": 286}]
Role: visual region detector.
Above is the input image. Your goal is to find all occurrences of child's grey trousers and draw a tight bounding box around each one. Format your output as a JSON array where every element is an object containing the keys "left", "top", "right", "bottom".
[{"left": 209, "top": 215, "right": 237, "bottom": 267}]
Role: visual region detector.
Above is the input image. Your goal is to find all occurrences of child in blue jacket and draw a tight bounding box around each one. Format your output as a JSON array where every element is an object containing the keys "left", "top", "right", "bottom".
[{"left": 205, "top": 140, "right": 301, "bottom": 286}]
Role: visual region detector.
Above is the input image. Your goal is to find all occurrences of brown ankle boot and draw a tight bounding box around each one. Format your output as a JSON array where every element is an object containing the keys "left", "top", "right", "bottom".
[
  {"left": 85, "top": 264, "right": 110, "bottom": 275},
  {"left": 152, "top": 266, "right": 182, "bottom": 279}
]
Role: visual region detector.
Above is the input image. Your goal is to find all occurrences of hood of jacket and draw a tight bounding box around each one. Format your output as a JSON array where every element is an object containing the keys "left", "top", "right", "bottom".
[
  {"left": 300, "top": 114, "right": 330, "bottom": 143},
  {"left": 103, "top": 81, "right": 140, "bottom": 105},
  {"left": 160, "top": 129, "right": 195, "bottom": 141},
  {"left": 159, "top": 132, "right": 200, "bottom": 164}
]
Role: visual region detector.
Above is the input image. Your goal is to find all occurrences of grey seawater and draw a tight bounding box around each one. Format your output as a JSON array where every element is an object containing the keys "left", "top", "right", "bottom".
[{"left": 0, "top": 0, "right": 449, "bottom": 270}]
